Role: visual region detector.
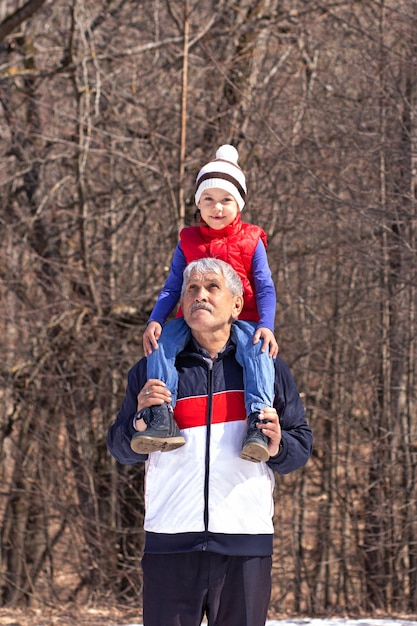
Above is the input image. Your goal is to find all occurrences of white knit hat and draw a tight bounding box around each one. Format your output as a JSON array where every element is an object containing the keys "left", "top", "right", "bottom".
[{"left": 195, "top": 144, "right": 247, "bottom": 211}]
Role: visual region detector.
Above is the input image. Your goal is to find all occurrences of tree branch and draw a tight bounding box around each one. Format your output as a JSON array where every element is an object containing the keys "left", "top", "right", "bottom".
[{"left": 0, "top": 0, "right": 48, "bottom": 43}]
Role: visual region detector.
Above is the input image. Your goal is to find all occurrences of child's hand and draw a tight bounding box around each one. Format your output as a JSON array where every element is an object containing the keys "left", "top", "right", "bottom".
[
  {"left": 143, "top": 321, "right": 162, "bottom": 356},
  {"left": 253, "top": 327, "right": 279, "bottom": 358}
]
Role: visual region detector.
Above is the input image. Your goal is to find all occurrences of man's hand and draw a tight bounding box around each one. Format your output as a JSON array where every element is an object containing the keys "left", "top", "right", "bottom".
[
  {"left": 143, "top": 321, "right": 162, "bottom": 356},
  {"left": 134, "top": 379, "right": 172, "bottom": 432},
  {"left": 136, "top": 379, "right": 172, "bottom": 413},
  {"left": 257, "top": 407, "right": 282, "bottom": 457},
  {"left": 253, "top": 327, "right": 279, "bottom": 358}
]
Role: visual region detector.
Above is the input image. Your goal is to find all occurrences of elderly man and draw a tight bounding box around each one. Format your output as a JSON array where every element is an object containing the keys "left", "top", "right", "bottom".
[{"left": 107, "top": 258, "right": 312, "bottom": 626}]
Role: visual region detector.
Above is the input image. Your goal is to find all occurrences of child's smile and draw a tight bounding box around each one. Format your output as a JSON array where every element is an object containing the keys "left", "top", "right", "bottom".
[{"left": 198, "top": 188, "right": 239, "bottom": 230}]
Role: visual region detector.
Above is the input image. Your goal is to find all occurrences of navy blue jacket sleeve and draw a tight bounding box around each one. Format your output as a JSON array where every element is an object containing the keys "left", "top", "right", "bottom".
[
  {"left": 107, "top": 358, "right": 149, "bottom": 465},
  {"left": 267, "top": 356, "right": 313, "bottom": 475}
]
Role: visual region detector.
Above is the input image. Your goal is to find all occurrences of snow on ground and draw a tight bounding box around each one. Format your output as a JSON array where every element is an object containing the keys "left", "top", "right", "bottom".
[
  {"left": 120, "top": 618, "right": 417, "bottom": 626},
  {"left": 265, "top": 621, "right": 417, "bottom": 626},
  {"left": 264, "top": 621, "right": 417, "bottom": 626}
]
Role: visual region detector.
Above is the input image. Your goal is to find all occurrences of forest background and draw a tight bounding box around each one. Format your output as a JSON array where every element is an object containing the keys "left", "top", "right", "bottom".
[{"left": 1, "top": 0, "right": 417, "bottom": 621}]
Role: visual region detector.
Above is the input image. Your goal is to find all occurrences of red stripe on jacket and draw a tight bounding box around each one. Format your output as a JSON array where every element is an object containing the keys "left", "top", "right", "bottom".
[{"left": 174, "top": 391, "right": 246, "bottom": 430}]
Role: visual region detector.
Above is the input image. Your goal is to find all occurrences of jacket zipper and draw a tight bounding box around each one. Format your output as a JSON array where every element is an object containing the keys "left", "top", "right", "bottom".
[{"left": 202, "top": 358, "right": 213, "bottom": 548}]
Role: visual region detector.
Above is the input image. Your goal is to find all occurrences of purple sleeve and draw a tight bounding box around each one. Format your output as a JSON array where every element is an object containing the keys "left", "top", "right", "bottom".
[
  {"left": 148, "top": 243, "right": 187, "bottom": 325},
  {"left": 252, "top": 240, "right": 276, "bottom": 331}
]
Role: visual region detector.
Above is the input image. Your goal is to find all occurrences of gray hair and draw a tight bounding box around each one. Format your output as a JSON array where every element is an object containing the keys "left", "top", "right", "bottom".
[{"left": 181, "top": 258, "right": 243, "bottom": 298}]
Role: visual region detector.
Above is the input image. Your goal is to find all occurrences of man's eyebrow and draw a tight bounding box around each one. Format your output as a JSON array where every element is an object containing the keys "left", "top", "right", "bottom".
[
  {"left": 185, "top": 275, "right": 221, "bottom": 287},
  {"left": 204, "top": 278, "right": 221, "bottom": 286}
]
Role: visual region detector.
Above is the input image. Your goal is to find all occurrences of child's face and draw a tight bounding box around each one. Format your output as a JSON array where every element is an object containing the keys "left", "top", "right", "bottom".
[{"left": 197, "top": 188, "right": 239, "bottom": 230}]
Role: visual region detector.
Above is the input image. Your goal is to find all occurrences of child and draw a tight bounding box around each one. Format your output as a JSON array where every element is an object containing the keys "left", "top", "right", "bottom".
[{"left": 131, "top": 145, "right": 279, "bottom": 462}]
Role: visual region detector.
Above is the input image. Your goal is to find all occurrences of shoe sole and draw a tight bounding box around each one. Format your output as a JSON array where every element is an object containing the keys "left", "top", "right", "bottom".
[
  {"left": 131, "top": 435, "right": 186, "bottom": 454},
  {"left": 240, "top": 441, "right": 270, "bottom": 463}
]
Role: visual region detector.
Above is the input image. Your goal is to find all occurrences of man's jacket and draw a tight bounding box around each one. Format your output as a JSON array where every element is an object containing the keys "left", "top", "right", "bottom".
[{"left": 107, "top": 337, "right": 312, "bottom": 557}]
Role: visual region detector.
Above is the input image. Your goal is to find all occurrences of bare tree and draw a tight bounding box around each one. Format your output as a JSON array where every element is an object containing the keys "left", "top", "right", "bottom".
[{"left": 1, "top": 0, "right": 417, "bottom": 615}]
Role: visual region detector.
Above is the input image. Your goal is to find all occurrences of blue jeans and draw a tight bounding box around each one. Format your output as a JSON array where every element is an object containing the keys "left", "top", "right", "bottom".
[{"left": 146, "top": 318, "right": 274, "bottom": 413}]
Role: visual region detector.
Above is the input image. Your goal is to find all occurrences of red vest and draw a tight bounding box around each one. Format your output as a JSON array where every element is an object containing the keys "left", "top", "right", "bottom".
[{"left": 179, "top": 215, "right": 267, "bottom": 322}]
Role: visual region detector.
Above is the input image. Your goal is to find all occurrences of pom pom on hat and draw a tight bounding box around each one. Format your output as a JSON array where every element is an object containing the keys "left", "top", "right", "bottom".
[
  {"left": 195, "top": 144, "right": 247, "bottom": 210},
  {"left": 215, "top": 144, "right": 239, "bottom": 163}
]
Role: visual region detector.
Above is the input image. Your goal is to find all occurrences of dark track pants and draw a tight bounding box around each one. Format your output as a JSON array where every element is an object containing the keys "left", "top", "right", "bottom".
[{"left": 142, "top": 551, "right": 272, "bottom": 626}]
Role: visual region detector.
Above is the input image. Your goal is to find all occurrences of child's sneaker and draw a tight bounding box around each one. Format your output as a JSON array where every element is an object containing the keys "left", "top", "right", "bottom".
[
  {"left": 130, "top": 402, "right": 185, "bottom": 454},
  {"left": 240, "top": 412, "right": 270, "bottom": 462}
]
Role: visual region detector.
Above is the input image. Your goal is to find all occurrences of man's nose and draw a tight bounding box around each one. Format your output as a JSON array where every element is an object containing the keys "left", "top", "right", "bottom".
[{"left": 195, "top": 287, "right": 208, "bottom": 300}]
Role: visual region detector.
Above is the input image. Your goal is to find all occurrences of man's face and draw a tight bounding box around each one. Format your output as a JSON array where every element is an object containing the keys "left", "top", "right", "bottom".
[{"left": 181, "top": 270, "right": 243, "bottom": 334}]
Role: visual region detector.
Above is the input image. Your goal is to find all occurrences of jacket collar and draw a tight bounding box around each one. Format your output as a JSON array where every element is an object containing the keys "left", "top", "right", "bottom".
[
  {"left": 183, "top": 334, "right": 237, "bottom": 361},
  {"left": 199, "top": 213, "right": 242, "bottom": 240}
]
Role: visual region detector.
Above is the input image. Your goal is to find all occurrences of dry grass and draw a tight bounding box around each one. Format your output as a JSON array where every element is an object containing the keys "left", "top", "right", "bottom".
[{"left": 0, "top": 607, "right": 143, "bottom": 626}]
